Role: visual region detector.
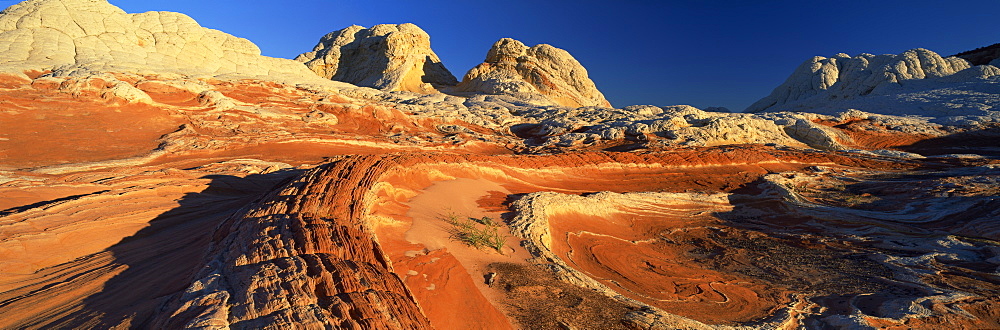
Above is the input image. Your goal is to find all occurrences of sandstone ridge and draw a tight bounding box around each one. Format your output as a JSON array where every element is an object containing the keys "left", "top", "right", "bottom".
[
  {"left": 296, "top": 23, "right": 458, "bottom": 94},
  {"left": 455, "top": 38, "right": 612, "bottom": 108}
]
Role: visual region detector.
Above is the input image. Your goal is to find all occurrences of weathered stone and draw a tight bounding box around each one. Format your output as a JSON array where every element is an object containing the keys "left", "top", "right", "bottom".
[
  {"left": 0, "top": 0, "right": 328, "bottom": 83},
  {"left": 295, "top": 23, "right": 457, "bottom": 93},
  {"left": 455, "top": 38, "right": 611, "bottom": 108},
  {"left": 746, "top": 48, "right": 1000, "bottom": 122}
]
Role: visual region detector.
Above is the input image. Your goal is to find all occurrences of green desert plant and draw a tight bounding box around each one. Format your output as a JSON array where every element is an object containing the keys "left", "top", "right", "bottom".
[{"left": 445, "top": 214, "right": 506, "bottom": 254}]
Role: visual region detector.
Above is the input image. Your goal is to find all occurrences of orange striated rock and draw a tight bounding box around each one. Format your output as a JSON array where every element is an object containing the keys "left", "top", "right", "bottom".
[
  {"left": 150, "top": 160, "right": 433, "bottom": 329},
  {"left": 0, "top": 75, "right": 183, "bottom": 168},
  {"left": 2, "top": 2, "right": 997, "bottom": 328},
  {"left": 150, "top": 148, "right": 923, "bottom": 327},
  {"left": 812, "top": 117, "right": 939, "bottom": 150},
  {"left": 548, "top": 210, "right": 791, "bottom": 325},
  {"left": 3, "top": 135, "right": 997, "bottom": 329},
  {"left": 0, "top": 46, "right": 994, "bottom": 330},
  {"left": 2, "top": 63, "right": 996, "bottom": 329},
  {"left": 0, "top": 163, "right": 299, "bottom": 328}
]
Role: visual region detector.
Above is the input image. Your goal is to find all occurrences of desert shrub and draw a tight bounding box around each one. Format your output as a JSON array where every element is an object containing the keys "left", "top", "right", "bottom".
[{"left": 445, "top": 214, "right": 506, "bottom": 254}]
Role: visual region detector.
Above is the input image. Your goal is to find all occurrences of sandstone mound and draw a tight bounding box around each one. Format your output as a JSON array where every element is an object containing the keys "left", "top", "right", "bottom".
[
  {"left": 746, "top": 48, "right": 1000, "bottom": 123},
  {"left": 295, "top": 23, "right": 458, "bottom": 93},
  {"left": 455, "top": 38, "right": 611, "bottom": 108},
  {"left": 0, "top": 0, "right": 325, "bottom": 82}
]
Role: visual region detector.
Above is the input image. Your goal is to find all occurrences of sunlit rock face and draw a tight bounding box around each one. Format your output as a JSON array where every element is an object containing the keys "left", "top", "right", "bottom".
[
  {"left": 0, "top": 0, "right": 328, "bottom": 83},
  {"left": 1, "top": 0, "right": 999, "bottom": 329},
  {"left": 295, "top": 23, "right": 458, "bottom": 93},
  {"left": 455, "top": 38, "right": 612, "bottom": 108},
  {"left": 747, "top": 48, "right": 1000, "bottom": 124}
]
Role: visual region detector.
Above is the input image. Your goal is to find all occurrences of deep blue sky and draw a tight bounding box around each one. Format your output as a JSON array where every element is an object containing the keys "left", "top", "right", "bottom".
[{"left": 108, "top": 0, "right": 999, "bottom": 111}]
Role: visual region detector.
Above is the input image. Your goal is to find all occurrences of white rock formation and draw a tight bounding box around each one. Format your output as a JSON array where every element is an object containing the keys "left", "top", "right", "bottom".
[
  {"left": 454, "top": 38, "right": 611, "bottom": 108},
  {"left": 0, "top": 0, "right": 328, "bottom": 83},
  {"left": 746, "top": 48, "right": 1000, "bottom": 123},
  {"left": 295, "top": 23, "right": 458, "bottom": 93},
  {"left": 0, "top": 0, "right": 967, "bottom": 155}
]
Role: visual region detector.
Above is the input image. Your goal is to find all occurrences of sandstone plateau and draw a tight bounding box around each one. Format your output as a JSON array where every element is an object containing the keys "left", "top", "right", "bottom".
[{"left": 1, "top": 0, "right": 998, "bottom": 329}]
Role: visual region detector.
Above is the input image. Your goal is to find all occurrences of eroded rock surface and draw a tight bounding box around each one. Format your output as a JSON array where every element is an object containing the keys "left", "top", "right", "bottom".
[
  {"left": 455, "top": 38, "right": 611, "bottom": 108},
  {"left": 1, "top": 0, "right": 999, "bottom": 329},
  {"left": 296, "top": 23, "right": 458, "bottom": 93},
  {"left": 747, "top": 48, "right": 1000, "bottom": 123},
  {"left": 0, "top": 0, "right": 327, "bottom": 83},
  {"left": 508, "top": 163, "right": 1000, "bottom": 328}
]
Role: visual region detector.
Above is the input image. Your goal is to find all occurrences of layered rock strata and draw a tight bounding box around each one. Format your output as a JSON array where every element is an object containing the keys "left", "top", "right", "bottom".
[
  {"left": 0, "top": 160, "right": 301, "bottom": 328},
  {"left": 1, "top": 72, "right": 997, "bottom": 328},
  {"left": 296, "top": 23, "right": 458, "bottom": 93},
  {"left": 148, "top": 149, "right": 998, "bottom": 328},
  {"left": 507, "top": 163, "right": 1000, "bottom": 329},
  {"left": 0, "top": 0, "right": 998, "bottom": 329},
  {"left": 151, "top": 159, "right": 433, "bottom": 329}
]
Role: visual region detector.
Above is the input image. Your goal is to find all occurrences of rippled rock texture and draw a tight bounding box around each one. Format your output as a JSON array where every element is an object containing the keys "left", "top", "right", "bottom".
[
  {"left": 2, "top": 68, "right": 998, "bottom": 329},
  {"left": 1, "top": 0, "right": 999, "bottom": 329}
]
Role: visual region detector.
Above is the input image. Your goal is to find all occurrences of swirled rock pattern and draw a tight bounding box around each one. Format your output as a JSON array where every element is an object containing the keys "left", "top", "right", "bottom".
[{"left": 1, "top": 0, "right": 999, "bottom": 329}]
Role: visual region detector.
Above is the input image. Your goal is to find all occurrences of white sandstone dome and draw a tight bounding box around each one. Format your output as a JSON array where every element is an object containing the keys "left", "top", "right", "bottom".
[
  {"left": 455, "top": 38, "right": 611, "bottom": 108},
  {"left": 295, "top": 23, "right": 458, "bottom": 94},
  {"left": 0, "top": 0, "right": 325, "bottom": 82}
]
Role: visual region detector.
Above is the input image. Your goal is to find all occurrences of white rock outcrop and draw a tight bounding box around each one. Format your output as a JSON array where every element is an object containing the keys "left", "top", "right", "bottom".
[
  {"left": 0, "top": 0, "right": 327, "bottom": 83},
  {"left": 295, "top": 23, "right": 457, "bottom": 93},
  {"left": 454, "top": 38, "right": 611, "bottom": 108},
  {"left": 746, "top": 48, "right": 1000, "bottom": 123}
]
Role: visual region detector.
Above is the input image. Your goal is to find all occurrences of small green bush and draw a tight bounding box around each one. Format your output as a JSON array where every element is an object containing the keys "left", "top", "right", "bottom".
[{"left": 445, "top": 214, "right": 506, "bottom": 254}]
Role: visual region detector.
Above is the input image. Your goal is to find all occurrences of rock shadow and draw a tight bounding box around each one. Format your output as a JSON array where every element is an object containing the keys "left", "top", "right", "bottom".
[
  {"left": 48, "top": 170, "right": 301, "bottom": 328},
  {"left": 421, "top": 55, "right": 459, "bottom": 86},
  {"left": 897, "top": 125, "right": 1000, "bottom": 157},
  {"left": 709, "top": 177, "right": 995, "bottom": 326},
  {"left": 711, "top": 184, "right": 906, "bottom": 295},
  {"left": 0, "top": 190, "right": 110, "bottom": 217}
]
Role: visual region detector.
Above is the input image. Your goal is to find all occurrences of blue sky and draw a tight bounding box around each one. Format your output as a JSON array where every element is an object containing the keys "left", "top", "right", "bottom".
[{"left": 108, "top": 0, "right": 999, "bottom": 111}]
